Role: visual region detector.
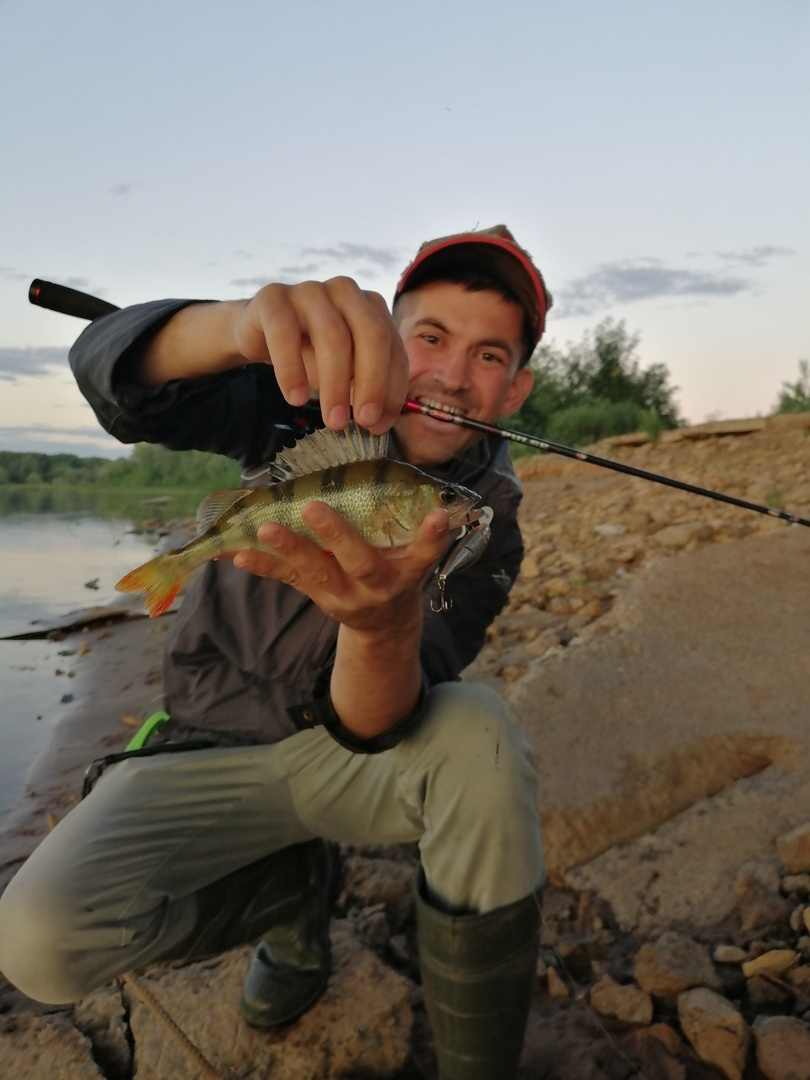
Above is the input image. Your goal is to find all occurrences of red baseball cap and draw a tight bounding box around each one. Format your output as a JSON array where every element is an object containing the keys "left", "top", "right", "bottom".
[{"left": 395, "top": 224, "right": 552, "bottom": 344}]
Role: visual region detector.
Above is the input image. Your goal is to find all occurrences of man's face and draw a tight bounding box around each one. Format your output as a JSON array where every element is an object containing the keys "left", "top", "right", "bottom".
[{"left": 393, "top": 281, "right": 534, "bottom": 466}]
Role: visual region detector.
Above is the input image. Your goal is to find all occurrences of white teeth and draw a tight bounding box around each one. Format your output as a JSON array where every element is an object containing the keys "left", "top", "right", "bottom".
[{"left": 419, "top": 398, "right": 464, "bottom": 416}]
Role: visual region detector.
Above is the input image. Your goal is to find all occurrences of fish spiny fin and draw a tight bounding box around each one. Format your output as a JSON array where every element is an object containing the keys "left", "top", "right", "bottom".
[
  {"left": 195, "top": 490, "right": 251, "bottom": 534},
  {"left": 266, "top": 422, "right": 388, "bottom": 483},
  {"left": 116, "top": 558, "right": 183, "bottom": 618}
]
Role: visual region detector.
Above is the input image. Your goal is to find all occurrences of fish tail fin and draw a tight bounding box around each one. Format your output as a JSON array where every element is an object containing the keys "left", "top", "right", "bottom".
[{"left": 115, "top": 556, "right": 184, "bottom": 618}]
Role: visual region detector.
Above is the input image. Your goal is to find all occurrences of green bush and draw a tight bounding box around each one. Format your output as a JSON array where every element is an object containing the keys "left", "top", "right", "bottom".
[
  {"left": 545, "top": 399, "right": 661, "bottom": 447},
  {"left": 773, "top": 359, "right": 810, "bottom": 414}
]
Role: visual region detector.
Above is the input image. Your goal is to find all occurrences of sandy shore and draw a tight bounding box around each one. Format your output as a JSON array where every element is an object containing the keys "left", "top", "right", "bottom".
[{"left": 0, "top": 610, "right": 169, "bottom": 911}]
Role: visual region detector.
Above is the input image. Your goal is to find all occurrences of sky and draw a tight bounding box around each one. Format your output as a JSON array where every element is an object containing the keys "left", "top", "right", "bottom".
[{"left": 1, "top": 0, "right": 808, "bottom": 457}]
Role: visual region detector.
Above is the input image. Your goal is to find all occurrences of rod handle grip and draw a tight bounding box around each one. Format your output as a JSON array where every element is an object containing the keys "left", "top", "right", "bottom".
[{"left": 29, "top": 279, "right": 120, "bottom": 321}]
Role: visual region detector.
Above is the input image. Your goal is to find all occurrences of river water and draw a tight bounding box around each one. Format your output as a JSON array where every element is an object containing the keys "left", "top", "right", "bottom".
[{"left": 0, "top": 488, "right": 197, "bottom": 822}]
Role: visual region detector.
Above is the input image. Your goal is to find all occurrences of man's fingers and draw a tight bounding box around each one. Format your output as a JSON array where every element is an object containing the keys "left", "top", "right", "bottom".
[
  {"left": 234, "top": 279, "right": 407, "bottom": 431},
  {"left": 360, "top": 291, "right": 410, "bottom": 433},
  {"left": 299, "top": 503, "right": 450, "bottom": 582}
]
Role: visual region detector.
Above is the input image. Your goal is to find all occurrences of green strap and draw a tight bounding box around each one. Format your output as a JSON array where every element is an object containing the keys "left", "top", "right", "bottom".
[{"left": 125, "top": 710, "right": 171, "bottom": 752}]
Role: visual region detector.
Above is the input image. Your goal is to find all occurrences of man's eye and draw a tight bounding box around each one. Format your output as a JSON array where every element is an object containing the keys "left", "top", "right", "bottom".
[
  {"left": 482, "top": 351, "right": 506, "bottom": 365},
  {"left": 422, "top": 334, "right": 440, "bottom": 345}
]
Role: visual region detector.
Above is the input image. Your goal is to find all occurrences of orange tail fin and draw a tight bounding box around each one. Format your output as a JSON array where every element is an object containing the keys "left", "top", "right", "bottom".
[{"left": 115, "top": 557, "right": 184, "bottom": 618}]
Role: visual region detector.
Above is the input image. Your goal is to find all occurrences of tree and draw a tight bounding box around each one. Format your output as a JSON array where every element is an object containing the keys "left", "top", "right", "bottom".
[
  {"left": 509, "top": 318, "right": 681, "bottom": 445},
  {"left": 773, "top": 359, "right": 810, "bottom": 414}
]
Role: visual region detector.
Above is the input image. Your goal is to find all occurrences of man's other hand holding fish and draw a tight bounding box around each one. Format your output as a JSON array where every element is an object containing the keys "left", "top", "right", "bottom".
[
  {"left": 1, "top": 225, "right": 552, "bottom": 1080},
  {"left": 235, "top": 498, "right": 451, "bottom": 742}
]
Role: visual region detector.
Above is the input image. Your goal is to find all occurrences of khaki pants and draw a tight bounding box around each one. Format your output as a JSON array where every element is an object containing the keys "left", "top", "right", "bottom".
[{"left": 0, "top": 682, "right": 544, "bottom": 1004}]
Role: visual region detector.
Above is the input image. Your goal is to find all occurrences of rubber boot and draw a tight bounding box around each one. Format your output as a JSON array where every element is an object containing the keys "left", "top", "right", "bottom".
[
  {"left": 239, "top": 839, "right": 337, "bottom": 1028},
  {"left": 415, "top": 874, "right": 541, "bottom": 1080}
]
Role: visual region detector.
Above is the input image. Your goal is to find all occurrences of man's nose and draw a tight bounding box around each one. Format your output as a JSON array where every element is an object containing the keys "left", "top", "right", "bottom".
[{"left": 438, "top": 348, "right": 472, "bottom": 389}]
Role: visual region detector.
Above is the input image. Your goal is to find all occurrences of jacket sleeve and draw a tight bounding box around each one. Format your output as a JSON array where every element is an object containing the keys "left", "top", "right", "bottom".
[
  {"left": 418, "top": 469, "right": 523, "bottom": 684},
  {"left": 68, "top": 300, "right": 305, "bottom": 467}
]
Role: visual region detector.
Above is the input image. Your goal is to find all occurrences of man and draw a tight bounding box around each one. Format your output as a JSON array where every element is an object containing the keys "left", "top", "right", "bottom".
[{"left": 0, "top": 226, "right": 550, "bottom": 1079}]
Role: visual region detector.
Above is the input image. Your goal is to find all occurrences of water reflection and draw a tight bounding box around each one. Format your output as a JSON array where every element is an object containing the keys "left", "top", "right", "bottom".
[
  {"left": 0, "top": 485, "right": 203, "bottom": 521},
  {"left": 0, "top": 488, "right": 201, "bottom": 821}
]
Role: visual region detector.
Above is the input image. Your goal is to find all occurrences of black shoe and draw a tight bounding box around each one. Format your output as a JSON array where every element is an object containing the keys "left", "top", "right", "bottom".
[
  {"left": 240, "top": 939, "right": 331, "bottom": 1028},
  {"left": 239, "top": 840, "right": 338, "bottom": 1029}
]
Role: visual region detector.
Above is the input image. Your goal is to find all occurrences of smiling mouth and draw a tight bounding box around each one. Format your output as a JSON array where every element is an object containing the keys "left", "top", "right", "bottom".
[{"left": 416, "top": 397, "right": 467, "bottom": 418}]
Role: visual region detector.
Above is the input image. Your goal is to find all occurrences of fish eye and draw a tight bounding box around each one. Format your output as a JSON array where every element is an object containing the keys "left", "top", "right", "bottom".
[{"left": 440, "top": 488, "right": 458, "bottom": 505}]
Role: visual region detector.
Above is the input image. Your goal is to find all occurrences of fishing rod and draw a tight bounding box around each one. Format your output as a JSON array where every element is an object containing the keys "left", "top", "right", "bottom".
[
  {"left": 29, "top": 278, "right": 810, "bottom": 529},
  {"left": 402, "top": 399, "right": 810, "bottom": 529}
]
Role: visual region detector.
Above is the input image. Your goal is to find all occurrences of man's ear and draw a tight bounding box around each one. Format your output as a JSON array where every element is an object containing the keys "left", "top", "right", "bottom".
[{"left": 498, "top": 366, "right": 534, "bottom": 418}]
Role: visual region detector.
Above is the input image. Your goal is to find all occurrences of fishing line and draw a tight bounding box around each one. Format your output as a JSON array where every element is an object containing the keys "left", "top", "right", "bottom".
[{"left": 402, "top": 399, "right": 810, "bottom": 529}]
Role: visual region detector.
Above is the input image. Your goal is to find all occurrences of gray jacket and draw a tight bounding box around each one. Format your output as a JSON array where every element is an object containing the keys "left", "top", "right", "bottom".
[{"left": 70, "top": 300, "right": 525, "bottom": 745}]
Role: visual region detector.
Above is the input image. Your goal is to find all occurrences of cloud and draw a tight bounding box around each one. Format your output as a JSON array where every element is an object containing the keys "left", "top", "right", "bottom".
[
  {"left": 228, "top": 242, "right": 403, "bottom": 291},
  {"left": 0, "top": 424, "right": 128, "bottom": 457},
  {"left": 61, "top": 276, "right": 96, "bottom": 291},
  {"left": 0, "top": 347, "right": 69, "bottom": 381},
  {"left": 1, "top": 267, "right": 30, "bottom": 283},
  {"left": 109, "top": 182, "right": 142, "bottom": 196},
  {"left": 555, "top": 258, "right": 752, "bottom": 318},
  {"left": 300, "top": 242, "right": 401, "bottom": 271},
  {"left": 714, "top": 245, "right": 795, "bottom": 266},
  {"left": 230, "top": 263, "right": 322, "bottom": 288}
]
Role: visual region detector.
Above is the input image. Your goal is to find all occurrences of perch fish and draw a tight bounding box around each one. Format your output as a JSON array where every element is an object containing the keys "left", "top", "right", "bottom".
[{"left": 116, "top": 423, "right": 481, "bottom": 617}]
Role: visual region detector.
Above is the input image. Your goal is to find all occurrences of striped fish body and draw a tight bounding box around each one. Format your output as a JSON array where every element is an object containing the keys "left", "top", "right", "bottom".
[{"left": 115, "top": 426, "right": 479, "bottom": 617}]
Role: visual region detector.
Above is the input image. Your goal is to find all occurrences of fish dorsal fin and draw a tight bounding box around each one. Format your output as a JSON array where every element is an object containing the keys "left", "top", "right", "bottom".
[
  {"left": 266, "top": 422, "right": 389, "bottom": 483},
  {"left": 195, "top": 490, "right": 249, "bottom": 534}
]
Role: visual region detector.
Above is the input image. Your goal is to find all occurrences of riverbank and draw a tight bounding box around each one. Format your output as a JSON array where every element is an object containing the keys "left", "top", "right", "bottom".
[{"left": 2, "top": 414, "right": 810, "bottom": 1078}]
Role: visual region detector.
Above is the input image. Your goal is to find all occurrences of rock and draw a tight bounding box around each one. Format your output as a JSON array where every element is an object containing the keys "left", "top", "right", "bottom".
[
  {"left": 589, "top": 974, "right": 653, "bottom": 1027},
  {"left": 752, "top": 1014, "right": 810, "bottom": 1080},
  {"left": 714, "top": 944, "right": 747, "bottom": 964},
  {"left": 621, "top": 1023, "right": 688, "bottom": 1080},
  {"left": 73, "top": 987, "right": 131, "bottom": 1079},
  {"left": 547, "top": 966, "right": 570, "bottom": 998},
  {"left": 126, "top": 923, "right": 413, "bottom": 1079},
  {"left": 734, "top": 861, "right": 793, "bottom": 932},
  {"left": 652, "top": 522, "right": 713, "bottom": 548},
  {"left": 747, "top": 975, "right": 794, "bottom": 1008},
  {"left": 676, "top": 987, "right": 750, "bottom": 1080},
  {"left": 742, "top": 949, "right": 798, "bottom": 978},
  {"left": 593, "top": 523, "right": 627, "bottom": 537},
  {"left": 519, "top": 555, "right": 540, "bottom": 579},
  {"left": 777, "top": 822, "right": 810, "bottom": 874},
  {"left": 782, "top": 874, "right": 810, "bottom": 896},
  {"left": 634, "top": 931, "right": 720, "bottom": 1003},
  {"left": 0, "top": 1015, "right": 105, "bottom": 1078},
  {"left": 545, "top": 576, "right": 571, "bottom": 597},
  {"left": 805, "top": 908, "right": 810, "bottom": 935}
]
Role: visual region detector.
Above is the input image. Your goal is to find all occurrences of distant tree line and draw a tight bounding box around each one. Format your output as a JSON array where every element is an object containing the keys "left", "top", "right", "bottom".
[
  {"left": 509, "top": 318, "right": 682, "bottom": 448},
  {"left": 0, "top": 444, "right": 239, "bottom": 489}
]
